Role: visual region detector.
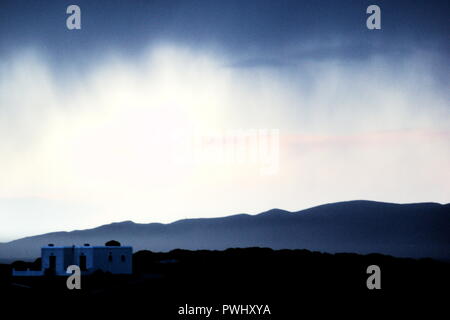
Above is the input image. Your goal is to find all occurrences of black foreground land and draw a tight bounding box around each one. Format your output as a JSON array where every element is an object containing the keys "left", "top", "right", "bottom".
[{"left": 1, "top": 248, "right": 448, "bottom": 318}]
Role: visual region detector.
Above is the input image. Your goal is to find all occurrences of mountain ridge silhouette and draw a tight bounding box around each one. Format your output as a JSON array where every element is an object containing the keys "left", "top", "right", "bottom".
[{"left": 0, "top": 200, "right": 448, "bottom": 262}]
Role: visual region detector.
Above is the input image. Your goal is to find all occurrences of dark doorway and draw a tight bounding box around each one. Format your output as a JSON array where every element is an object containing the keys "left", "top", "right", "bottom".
[
  {"left": 49, "top": 255, "right": 56, "bottom": 271},
  {"left": 79, "top": 255, "right": 87, "bottom": 271}
]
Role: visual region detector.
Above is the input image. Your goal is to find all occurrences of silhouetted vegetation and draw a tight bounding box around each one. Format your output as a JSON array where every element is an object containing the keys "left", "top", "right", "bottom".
[
  {"left": 105, "top": 240, "right": 121, "bottom": 246},
  {"left": 2, "top": 248, "right": 449, "bottom": 318}
]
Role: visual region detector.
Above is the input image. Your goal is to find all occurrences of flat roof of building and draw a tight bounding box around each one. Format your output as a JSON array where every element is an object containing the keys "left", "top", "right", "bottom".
[{"left": 42, "top": 246, "right": 133, "bottom": 249}]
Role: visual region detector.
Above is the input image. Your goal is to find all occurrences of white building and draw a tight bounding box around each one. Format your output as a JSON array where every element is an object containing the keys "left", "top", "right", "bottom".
[{"left": 13, "top": 241, "right": 133, "bottom": 276}]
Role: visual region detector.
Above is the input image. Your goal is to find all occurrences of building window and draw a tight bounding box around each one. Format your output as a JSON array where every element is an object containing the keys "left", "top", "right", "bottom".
[
  {"left": 108, "top": 253, "right": 113, "bottom": 262},
  {"left": 121, "top": 255, "right": 125, "bottom": 262},
  {"left": 79, "top": 254, "right": 87, "bottom": 271}
]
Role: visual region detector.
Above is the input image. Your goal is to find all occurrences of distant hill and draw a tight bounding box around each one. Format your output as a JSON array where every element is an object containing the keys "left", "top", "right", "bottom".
[{"left": 0, "top": 200, "right": 449, "bottom": 262}]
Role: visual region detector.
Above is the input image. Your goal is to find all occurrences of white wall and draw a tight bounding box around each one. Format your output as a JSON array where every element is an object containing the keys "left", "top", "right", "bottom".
[
  {"left": 41, "top": 247, "right": 66, "bottom": 275},
  {"left": 41, "top": 245, "right": 132, "bottom": 275},
  {"left": 92, "top": 247, "right": 132, "bottom": 274}
]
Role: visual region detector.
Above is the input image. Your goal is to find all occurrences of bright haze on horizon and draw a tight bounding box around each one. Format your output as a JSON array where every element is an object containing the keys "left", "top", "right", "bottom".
[{"left": 0, "top": 0, "right": 449, "bottom": 241}]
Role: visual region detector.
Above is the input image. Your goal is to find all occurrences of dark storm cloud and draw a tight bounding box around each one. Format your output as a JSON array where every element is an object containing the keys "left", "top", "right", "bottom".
[
  {"left": 0, "top": 0, "right": 448, "bottom": 65},
  {"left": 1, "top": 0, "right": 449, "bottom": 240}
]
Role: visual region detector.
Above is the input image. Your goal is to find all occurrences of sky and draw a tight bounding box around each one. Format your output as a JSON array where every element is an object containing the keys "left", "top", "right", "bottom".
[{"left": 0, "top": 0, "right": 449, "bottom": 241}]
